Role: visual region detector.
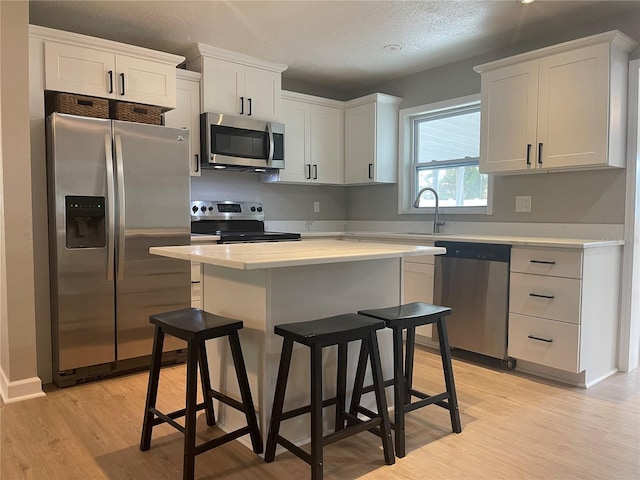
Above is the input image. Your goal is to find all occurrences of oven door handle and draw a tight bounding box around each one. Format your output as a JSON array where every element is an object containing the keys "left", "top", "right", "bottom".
[{"left": 267, "top": 122, "right": 274, "bottom": 163}]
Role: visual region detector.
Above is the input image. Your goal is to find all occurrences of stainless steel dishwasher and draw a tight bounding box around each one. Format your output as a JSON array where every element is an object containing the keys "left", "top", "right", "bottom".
[{"left": 434, "top": 241, "right": 515, "bottom": 368}]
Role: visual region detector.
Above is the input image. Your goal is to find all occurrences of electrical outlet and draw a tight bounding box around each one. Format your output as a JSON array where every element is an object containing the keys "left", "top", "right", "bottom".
[
  {"left": 313, "top": 201, "right": 320, "bottom": 213},
  {"left": 515, "top": 195, "right": 532, "bottom": 213}
]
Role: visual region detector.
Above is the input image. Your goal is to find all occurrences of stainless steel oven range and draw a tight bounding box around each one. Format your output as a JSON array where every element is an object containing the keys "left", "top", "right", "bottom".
[{"left": 190, "top": 200, "right": 301, "bottom": 243}]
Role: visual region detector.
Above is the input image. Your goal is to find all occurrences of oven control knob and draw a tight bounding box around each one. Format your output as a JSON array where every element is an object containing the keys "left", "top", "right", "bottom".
[
  {"left": 208, "top": 206, "right": 214, "bottom": 211},
  {"left": 251, "top": 206, "right": 256, "bottom": 212},
  {"left": 192, "top": 206, "right": 198, "bottom": 213},
  {"left": 201, "top": 206, "right": 206, "bottom": 212},
  {"left": 257, "top": 206, "right": 263, "bottom": 212}
]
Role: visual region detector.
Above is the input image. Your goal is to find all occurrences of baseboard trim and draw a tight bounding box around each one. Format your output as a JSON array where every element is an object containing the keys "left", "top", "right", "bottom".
[{"left": 0, "top": 368, "right": 45, "bottom": 404}]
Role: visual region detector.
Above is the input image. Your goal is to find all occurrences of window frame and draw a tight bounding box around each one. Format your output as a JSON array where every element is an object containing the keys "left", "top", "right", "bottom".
[{"left": 397, "top": 93, "right": 493, "bottom": 215}]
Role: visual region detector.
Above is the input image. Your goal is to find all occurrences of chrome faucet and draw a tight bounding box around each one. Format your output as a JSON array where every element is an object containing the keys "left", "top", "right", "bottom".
[{"left": 413, "top": 187, "right": 445, "bottom": 233}]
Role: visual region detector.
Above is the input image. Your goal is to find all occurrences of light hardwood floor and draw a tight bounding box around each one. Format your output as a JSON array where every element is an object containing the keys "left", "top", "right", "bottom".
[{"left": 1, "top": 345, "right": 639, "bottom": 479}]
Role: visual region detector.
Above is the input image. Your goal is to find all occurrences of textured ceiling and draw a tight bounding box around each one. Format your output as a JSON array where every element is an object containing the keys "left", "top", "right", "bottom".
[{"left": 29, "top": 1, "right": 640, "bottom": 92}]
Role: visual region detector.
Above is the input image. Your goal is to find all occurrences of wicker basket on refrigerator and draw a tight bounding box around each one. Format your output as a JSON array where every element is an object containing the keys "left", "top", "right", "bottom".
[{"left": 112, "top": 102, "right": 162, "bottom": 125}]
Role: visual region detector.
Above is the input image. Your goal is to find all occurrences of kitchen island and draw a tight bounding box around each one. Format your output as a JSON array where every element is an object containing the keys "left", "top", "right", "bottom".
[{"left": 150, "top": 239, "right": 445, "bottom": 450}]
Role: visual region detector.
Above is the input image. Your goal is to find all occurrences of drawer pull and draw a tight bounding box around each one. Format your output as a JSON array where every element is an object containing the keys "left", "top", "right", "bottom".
[
  {"left": 530, "top": 260, "right": 556, "bottom": 265},
  {"left": 528, "top": 335, "right": 553, "bottom": 343},
  {"left": 529, "top": 293, "right": 555, "bottom": 299}
]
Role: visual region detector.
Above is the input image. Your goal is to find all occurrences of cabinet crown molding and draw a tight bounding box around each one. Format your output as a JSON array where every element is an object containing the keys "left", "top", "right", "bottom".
[
  {"left": 344, "top": 92, "right": 403, "bottom": 108},
  {"left": 281, "top": 90, "right": 344, "bottom": 108},
  {"left": 176, "top": 69, "right": 201, "bottom": 81},
  {"left": 474, "top": 30, "right": 638, "bottom": 73},
  {"left": 185, "top": 43, "right": 288, "bottom": 74},
  {"left": 28, "top": 25, "right": 185, "bottom": 65}
]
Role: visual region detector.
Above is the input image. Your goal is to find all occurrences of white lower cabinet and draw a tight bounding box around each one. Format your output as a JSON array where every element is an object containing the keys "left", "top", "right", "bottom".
[
  {"left": 402, "top": 255, "right": 435, "bottom": 341},
  {"left": 508, "top": 245, "right": 622, "bottom": 387}
]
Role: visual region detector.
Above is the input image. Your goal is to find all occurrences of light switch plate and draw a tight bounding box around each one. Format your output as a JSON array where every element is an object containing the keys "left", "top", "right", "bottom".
[
  {"left": 313, "top": 201, "right": 320, "bottom": 213},
  {"left": 515, "top": 196, "right": 532, "bottom": 213}
]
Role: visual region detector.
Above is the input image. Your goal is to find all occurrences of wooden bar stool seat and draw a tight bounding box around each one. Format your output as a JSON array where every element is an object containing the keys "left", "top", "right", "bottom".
[
  {"left": 140, "top": 308, "right": 262, "bottom": 480},
  {"left": 265, "top": 313, "right": 395, "bottom": 480},
  {"left": 354, "top": 302, "right": 462, "bottom": 458}
]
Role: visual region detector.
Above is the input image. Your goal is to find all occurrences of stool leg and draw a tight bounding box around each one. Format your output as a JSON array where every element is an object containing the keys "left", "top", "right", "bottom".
[
  {"left": 228, "top": 331, "right": 263, "bottom": 454},
  {"left": 369, "top": 331, "right": 395, "bottom": 465},
  {"left": 184, "top": 339, "right": 199, "bottom": 480},
  {"left": 405, "top": 326, "right": 416, "bottom": 406},
  {"left": 198, "top": 340, "right": 216, "bottom": 427},
  {"left": 310, "top": 344, "right": 324, "bottom": 480},
  {"left": 265, "top": 337, "right": 294, "bottom": 462},
  {"left": 436, "top": 317, "right": 462, "bottom": 434},
  {"left": 392, "top": 326, "right": 407, "bottom": 458},
  {"left": 347, "top": 338, "right": 369, "bottom": 423},
  {"left": 335, "top": 343, "right": 347, "bottom": 432},
  {"left": 140, "top": 326, "right": 165, "bottom": 451}
]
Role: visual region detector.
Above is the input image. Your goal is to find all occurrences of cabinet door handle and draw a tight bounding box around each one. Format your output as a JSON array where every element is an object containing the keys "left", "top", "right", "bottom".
[
  {"left": 527, "top": 335, "right": 553, "bottom": 343},
  {"left": 195, "top": 154, "right": 199, "bottom": 173},
  {"left": 240, "top": 96, "right": 244, "bottom": 115},
  {"left": 108, "top": 70, "right": 114, "bottom": 93},
  {"left": 368, "top": 163, "right": 373, "bottom": 179},
  {"left": 248, "top": 98, "right": 252, "bottom": 116},
  {"left": 306, "top": 164, "right": 311, "bottom": 180},
  {"left": 537, "top": 142, "right": 543, "bottom": 164},
  {"left": 526, "top": 143, "right": 532, "bottom": 165},
  {"left": 530, "top": 260, "right": 556, "bottom": 265},
  {"left": 529, "top": 293, "right": 555, "bottom": 299},
  {"left": 120, "top": 73, "right": 125, "bottom": 95},
  {"left": 313, "top": 164, "right": 318, "bottom": 180}
]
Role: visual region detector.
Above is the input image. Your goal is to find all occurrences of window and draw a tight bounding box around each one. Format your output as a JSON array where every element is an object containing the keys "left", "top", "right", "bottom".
[{"left": 398, "top": 94, "right": 491, "bottom": 214}]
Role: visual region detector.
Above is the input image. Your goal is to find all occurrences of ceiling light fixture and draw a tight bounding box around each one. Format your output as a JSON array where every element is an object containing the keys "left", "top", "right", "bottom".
[
  {"left": 521, "top": 0, "right": 535, "bottom": 3},
  {"left": 383, "top": 44, "right": 402, "bottom": 53}
]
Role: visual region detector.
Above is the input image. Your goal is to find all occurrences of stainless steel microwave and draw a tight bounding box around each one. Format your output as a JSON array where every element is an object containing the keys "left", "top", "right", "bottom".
[{"left": 200, "top": 112, "right": 285, "bottom": 171}]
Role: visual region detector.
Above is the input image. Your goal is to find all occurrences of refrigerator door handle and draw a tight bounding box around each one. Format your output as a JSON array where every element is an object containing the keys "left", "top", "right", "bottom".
[
  {"left": 115, "top": 134, "right": 126, "bottom": 280},
  {"left": 105, "top": 134, "right": 116, "bottom": 282}
]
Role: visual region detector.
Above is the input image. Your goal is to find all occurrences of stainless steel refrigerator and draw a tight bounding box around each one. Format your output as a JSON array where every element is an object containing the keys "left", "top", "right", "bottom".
[{"left": 46, "top": 112, "right": 190, "bottom": 387}]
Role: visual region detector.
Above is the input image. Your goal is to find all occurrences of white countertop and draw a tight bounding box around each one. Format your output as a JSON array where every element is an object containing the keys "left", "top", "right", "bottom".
[
  {"left": 341, "top": 232, "right": 624, "bottom": 248},
  {"left": 152, "top": 239, "right": 444, "bottom": 270},
  {"left": 190, "top": 231, "right": 624, "bottom": 249}
]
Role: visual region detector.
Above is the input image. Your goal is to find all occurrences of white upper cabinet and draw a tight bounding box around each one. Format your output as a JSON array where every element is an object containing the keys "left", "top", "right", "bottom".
[
  {"left": 186, "top": 44, "right": 287, "bottom": 121},
  {"left": 270, "top": 91, "right": 344, "bottom": 184},
  {"left": 478, "top": 60, "right": 539, "bottom": 173},
  {"left": 163, "top": 70, "right": 201, "bottom": 177},
  {"left": 344, "top": 93, "right": 403, "bottom": 184},
  {"left": 475, "top": 30, "right": 637, "bottom": 174},
  {"left": 40, "top": 28, "right": 183, "bottom": 109}
]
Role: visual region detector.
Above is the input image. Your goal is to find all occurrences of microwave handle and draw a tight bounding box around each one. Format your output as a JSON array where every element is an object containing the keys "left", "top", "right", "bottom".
[{"left": 267, "top": 122, "right": 274, "bottom": 162}]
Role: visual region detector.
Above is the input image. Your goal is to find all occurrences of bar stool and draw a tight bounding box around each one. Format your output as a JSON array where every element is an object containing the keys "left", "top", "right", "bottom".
[
  {"left": 354, "top": 302, "right": 462, "bottom": 458},
  {"left": 264, "top": 313, "right": 395, "bottom": 480},
  {"left": 140, "top": 308, "right": 262, "bottom": 480}
]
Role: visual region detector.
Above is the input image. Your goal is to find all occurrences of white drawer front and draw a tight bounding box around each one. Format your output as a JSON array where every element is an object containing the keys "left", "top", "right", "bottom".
[
  {"left": 191, "top": 262, "right": 201, "bottom": 283},
  {"left": 511, "top": 247, "right": 582, "bottom": 279},
  {"left": 510, "top": 272, "right": 581, "bottom": 324},
  {"left": 508, "top": 313, "right": 580, "bottom": 372},
  {"left": 191, "top": 282, "right": 201, "bottom": 302}
]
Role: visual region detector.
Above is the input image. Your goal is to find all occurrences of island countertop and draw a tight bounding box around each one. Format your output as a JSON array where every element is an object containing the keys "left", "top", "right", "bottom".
[{"left": 150, "top": 239, "right": 445, "bottom": 270}]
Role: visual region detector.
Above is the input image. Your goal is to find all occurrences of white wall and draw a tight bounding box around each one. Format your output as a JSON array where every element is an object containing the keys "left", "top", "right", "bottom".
[{"left": 0, "top": 1, "right": 43, "bottom": 402}]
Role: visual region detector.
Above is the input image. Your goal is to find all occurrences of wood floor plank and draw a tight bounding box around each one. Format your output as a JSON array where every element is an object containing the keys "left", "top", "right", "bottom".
[{"left": 1, "top": 346, "right": 638, "bottom": 479}]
